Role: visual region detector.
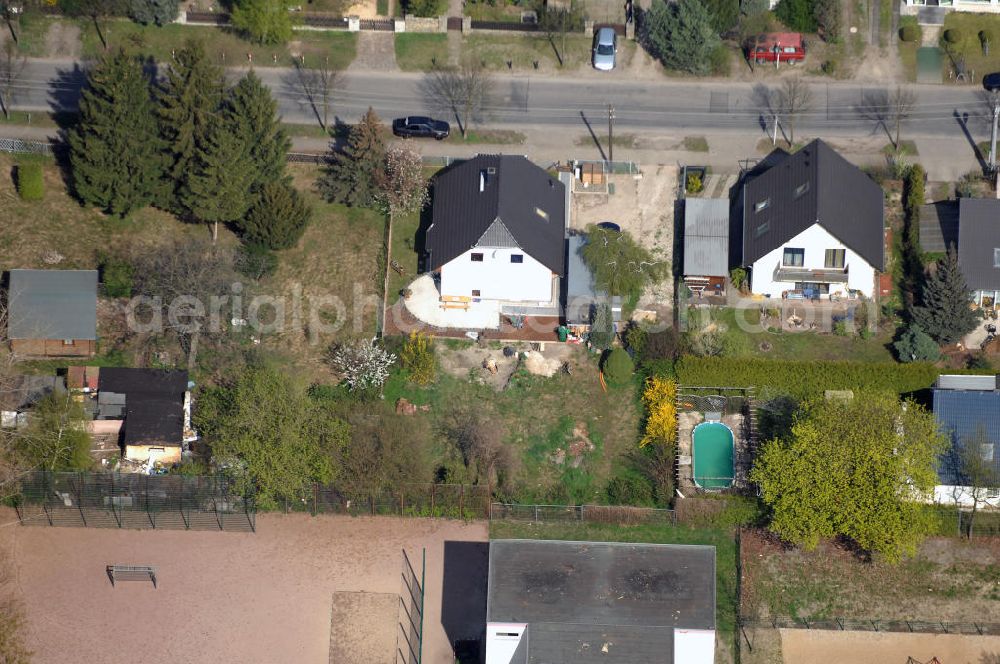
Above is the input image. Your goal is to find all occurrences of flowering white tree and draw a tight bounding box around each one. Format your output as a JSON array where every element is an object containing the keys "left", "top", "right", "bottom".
[
  {"left": 331, "top": 338, "right": 396, "bottom": 397},
  {"left": 374, "top": 145, "right": 428, "bottom": 217}
]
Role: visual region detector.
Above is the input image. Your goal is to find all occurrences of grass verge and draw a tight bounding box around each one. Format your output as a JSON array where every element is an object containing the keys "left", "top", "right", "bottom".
[
  {"left": 395, "top": 33, "right": 449, "bottom": 71},
  {"left": 882, "top": 140, "right": 919, "bottom": 157},
  {"left": 941, "top": 12, "right": 1000, "bottom": 83},
  {"left": 683, "top": 136, "right": 710, "bottom": 152},
  {"left": 444, "top": 129, "right": 526, "bottom": 145}
]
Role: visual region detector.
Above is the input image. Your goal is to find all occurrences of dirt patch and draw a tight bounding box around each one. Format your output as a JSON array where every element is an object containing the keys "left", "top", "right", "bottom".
[
  {"left": 780, "top": 629, "right": 1000, "bottom": 664},
  {"left": 438, "top": 345, "right": 522, "bottom": 390},
  {"left": 44, "top": 20, "right": 81, "bottom": 59},
  {"left": 329, "top": 591, "right": 397, "bottom": 664},
  {"left": 0, "top": 510, "right": 488, "bottom": 664}
]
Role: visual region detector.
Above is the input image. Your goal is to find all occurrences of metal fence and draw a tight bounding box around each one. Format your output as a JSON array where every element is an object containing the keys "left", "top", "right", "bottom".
[
  {"left": 278, "top": 483, "right": 490, "bottom": 519},
  {"left": 741, "top": 615, "right": 1000, "bottom": 636},
  {"left": 0, "top": 137, "right": 57, "bottom": 156},
  {"left": 490, "top": 502, "right": 677, "bottom": 526},
  {"left": 13, "top": 471, "right": 256, "bottom": 532},
  {"left": 396, "top": 548, "right": 426, "bottom": 664}
]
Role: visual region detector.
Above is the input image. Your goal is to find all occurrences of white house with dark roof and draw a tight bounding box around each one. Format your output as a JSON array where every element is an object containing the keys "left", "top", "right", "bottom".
[
  {"left": 956, "top": 198, "right": 1000, "bottom": 310},
  {"left": 738, "top": 140, "right": 884, "bottom": 299},
  {"left": 425, "top": 155, "right": 566, "bottom": 307}
]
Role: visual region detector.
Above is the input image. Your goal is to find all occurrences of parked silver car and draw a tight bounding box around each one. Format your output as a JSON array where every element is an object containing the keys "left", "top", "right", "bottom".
[{"left": 592, "top": 27, "right": 617, "bottom": 71}]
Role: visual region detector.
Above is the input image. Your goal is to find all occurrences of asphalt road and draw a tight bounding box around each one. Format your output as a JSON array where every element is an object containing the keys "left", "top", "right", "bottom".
[{"left": 8, "top": 58, "right": 998, "bottom": 140}]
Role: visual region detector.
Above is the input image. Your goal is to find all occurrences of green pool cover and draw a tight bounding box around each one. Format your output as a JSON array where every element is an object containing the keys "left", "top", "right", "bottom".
[{"left": 693, "top": 422, "right": 734, "bottom": 490}]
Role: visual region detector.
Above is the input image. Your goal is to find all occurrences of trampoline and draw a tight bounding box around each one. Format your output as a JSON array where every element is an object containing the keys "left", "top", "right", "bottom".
[{"left": 692, "top": 421, "right": 734, "bottom": 490}]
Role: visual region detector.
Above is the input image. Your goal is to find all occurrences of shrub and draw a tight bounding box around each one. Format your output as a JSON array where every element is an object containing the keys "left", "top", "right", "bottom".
[
  {"left": 640, "top": 376, "right": 677, "bottom": 447},
  {"left": 981, "top": 28, "right": 995, "bottom": 45},
  {"left": 129, "top": 0, "right": 179, "bottom": 25},
  {"left": 589, "top": 303, "right": 614, "bottom": 350},
  {"left": 729, "top": 267, "right": 747, "bottom": 292},
  {"left": 967, "top": 353, "right": 993, "bottom": 370},
  {"left": 944, "top": 28, "right": 962, "bottom": 44},
  {"left": 406, "top": 0, "right": 445, "bottom": 16},
  {"left": 821, "top": 58, "right": 838, "bottom": 76},
  {"left": 15, "top": 162, "right": 44, "bottom": 201},
  {"left": 400, "top": 332, "right": 436, "bottom": 385},
  {"left": 623, "top": 322, "right": 647, "bottom": 355},
  {"left": 605, "top": 474, "right": 654, "bottom": 506},
  {"left": 774, "top": 0, "right": 817, "bottom": 32},
  {"left": 709, "top": 43, "right": 730, "bottom": 76},
  {"left": 602, "top": 348, "right": 634, "bottom": 385},
  {"left": 674, "top": 355, "right": 950, "bottom": 399},
  {"left": 894, "top": 324, "right": 941, "bottom": 363},
  {"left": 99, "top": 254, "right": 134, "bottom": 298},
  {"left": 900, "top": 24, "right": 919, "bottom": 42},
  {"left": 641, "top": 326, "right": 686, "bottom": 364},
  {"left": 686, "top": 173, "right": 703, "bottom": 194},
  {"left": 239, "top": 182, "right": 311, "bottom": 250},
  {"left": 236, "top": 242, "right": 278, "bottom": 280}
]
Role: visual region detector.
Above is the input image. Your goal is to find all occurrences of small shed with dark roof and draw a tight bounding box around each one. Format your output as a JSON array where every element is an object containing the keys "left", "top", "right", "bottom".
[
  {"left": 957, "top": 198, "right": 1000, "bottom": 308},
  {"left": 7, "top": 269, "right": 98, "bottom": 358},
  {"left": 97, "top": 368, "right": 189, "bottom": 464},
  {"left": 485, "top": 539, "right": 716, "bottom": 664}
]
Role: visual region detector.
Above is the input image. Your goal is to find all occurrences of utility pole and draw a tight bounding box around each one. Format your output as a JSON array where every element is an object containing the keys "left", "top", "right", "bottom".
[
  {"left": 990, "top": 93, "right": 1000, "bottom": 171},
  {"left": 608, "top": 104, "right": 615, "bottom": 163},
  {"left": 772, "top": 114, "right": 779, "bottom": 146}
]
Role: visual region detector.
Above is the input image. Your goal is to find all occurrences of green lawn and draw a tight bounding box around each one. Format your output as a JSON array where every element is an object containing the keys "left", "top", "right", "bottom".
[
  {"left": 77, "top": 20, "right": 357, "bottom": 69},
  {"left": 6, "top": 13, "right": 55, "bottom": 58},
  {"left": 444, "top": 129, "right": 526, "bottom": 145},
  {"left": 898, "top": 16, "right": 921, "bottom": 82},
  {"left": 387, "top": 209, "right": 421, "bottom": 303},
  {"left": 490, "top": 520, "right": 739, "bottom": 661},
  {"left": 394, "top": 33, "right": 449, "bottom": 71},
  {"left": 940, "top": 12, "right": 1000, "bottom": 82},
  {"left": 462, "top": 33, "right": 596, "bottom": 70}
]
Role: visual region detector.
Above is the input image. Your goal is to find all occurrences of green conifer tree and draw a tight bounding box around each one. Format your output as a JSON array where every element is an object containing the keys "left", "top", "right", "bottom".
[
  {"left": 157, "top": 39, "right": 224, "bottom": 208},
  {"left": 222, "top": 70, "right": 290, "bottom": 195},
  {"left": 68, "top": 48, "right": 166, "bottom": 218},
  {"left": 238, "top": 182, "right": 312, "bottom": 250},
  {"left": 911, "top": 248, "right": 981, "bottom": 344},
  {"left": 317, "top": 107, "right": 386, "bottom": 207},
  {"left": 641, "top": 0, "right": 721, "bottom": 75},
  {"left": 181, "top": 124, "right": 254, "bottom": 242}
]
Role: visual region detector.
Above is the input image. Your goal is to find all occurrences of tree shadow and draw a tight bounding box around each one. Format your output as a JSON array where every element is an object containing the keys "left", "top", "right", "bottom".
[
  {"left": 441, "top": 540, "right": 489, "bottom": 661},
  {"left": 854, "top": 87, "right": 893, "bottom": 146},
  {"left": 579, "top": 110, "right": 607, "bottom": 161},
  {"left": 46, "top": 61, "right": 89, "bottom": 192},
  {"left": 954, "top": 109, "right": 988, "bottom": 174}
]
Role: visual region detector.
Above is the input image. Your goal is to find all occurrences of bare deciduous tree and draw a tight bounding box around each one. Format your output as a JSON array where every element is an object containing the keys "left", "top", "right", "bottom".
[
  {"left": 0, "top": 39, "right": 26, "bottom": 121},
  {"left": 888, "top": 86, "right": 917, "bottom": 151},
  {"left": 776, "top": 77, "right": 812, "bottom": 146},
  {"left": 948, "top": 426, "right": 1000, "bottom": 539},
  {"left": 374, "top": 145, "right": 429, "bottom": 218},
  {"left": 294, "top": 56, "right": 338, "bottom": 131},
  {"left": 420, "top": 62, "right": 493, "bottom": 139},
  {"left": 441, "top": 410, "right": 512, "bottom": 489},
  {"left": 539, "top": 0, "right": 584, "bottom": 68}
]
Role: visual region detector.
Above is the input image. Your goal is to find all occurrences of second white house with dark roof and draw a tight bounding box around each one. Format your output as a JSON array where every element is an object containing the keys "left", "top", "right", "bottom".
[
  {"left": 425, "top": 154, "right": 566, "bottom": 306},
  {"left": 737, "top": 140, "right": 885, "bottom": 299}
]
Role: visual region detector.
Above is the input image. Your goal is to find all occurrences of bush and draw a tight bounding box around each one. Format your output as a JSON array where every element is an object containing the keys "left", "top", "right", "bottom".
[
  {"left": 729, "top": 267, "right": 747, "bottom": 292},
  {"left": 900, "top": 24, "right": 919, "bottom": 42},
  {"left": 944, "top": 28, "right": 963, "bottom": 44},
  {"left": 129, "top": 0, "right": 179, "bottom": 25},
  {"left": 774, "top": 0, "right": 817, "bottom": 32},
  {"left": 981, "top": 28, "right": 995, "bottom": 45},
  {"left": 589, "top": 303, "right": 614, "bottom": 350},
  {"left": 709, "top": 43, "right": 730, "bottom": 75},
  {"left": 99, "top": 254, "right": 134, "bottom": 298},
  {"left": 236, "top": 242, "right": 278, "bottom": 280},
  {"left": 406, "top": 0, "right": 445, "bottom": 16},
  {"left": 15, "top": 162, "right": 44, "bottom": 201},
  {"left": 602, "top": 348, "right": 634, "bottom": 385},
  {"left": 893, "top": 324, "right": 941, "bottom": 363},
  {"left": 821, "top": 58, "right": 838, "bottom": 76},
  {"left": 640, "top": 376, "right": 677, "bottom": 447},
  {"left": 623, "top": 322, "right": 647, "bottom": 355},
  {"left": 686, "top": 173, "right": 703, "bottom": 194},
  {"left": 674, "top": 355, "right": 951, "bottom": 399},
  {"left": 400, "top": 332, "right": 436, "bottom": 385},
  {"left": 239, "top": 182, "right": 311, "bottom": 250},
  {"left": 605, "top": 474, "right": 654, "bottom": 506},
  {"left": 967, "top": 353, "right": 993, "bottom": 370}
]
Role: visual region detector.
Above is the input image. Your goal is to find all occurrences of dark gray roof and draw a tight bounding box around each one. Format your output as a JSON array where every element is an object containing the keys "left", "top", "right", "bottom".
[
  {"left": 933, "top": 387, "right": 1000, "bottom": 485},
  {"left": 919, "top": 202, "right": 959, "bottom": 253},
  {"left": 7, "top": 269, "right": 98, "bottom": 341},
  {"left": 564, "top": 235, "right": 621, "bottom": 325},
  {"left": 487, "top": 539, "right": 715, "bottom": 664},
  {"left": 742, "top": 140, "right": 884, "bottom": 270},
  {"left": 427, "top": 155, "right": 567, "bottom": 274},
  {"left": 957, "top": 198, "right": 1000, "bottom": 291},
  {"left": 684, "top": 198, "right": 730, "bottom": 277},
  {"left": 98, "top": 369, "right": 188, "bottom": 447}
]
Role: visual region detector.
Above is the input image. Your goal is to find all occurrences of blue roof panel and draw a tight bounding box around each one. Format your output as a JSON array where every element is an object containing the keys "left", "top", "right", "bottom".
[{"left": 932, "top": 389, "right": 1000, "bottom": 484}]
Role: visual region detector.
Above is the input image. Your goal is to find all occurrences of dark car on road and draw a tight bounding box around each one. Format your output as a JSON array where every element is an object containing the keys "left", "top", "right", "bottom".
[
  {"left": 985, "top": 72, "right": 1000, "bottom": 91},
  {"left": 392, "top": 116, "right": 450, "bottom": 140}
]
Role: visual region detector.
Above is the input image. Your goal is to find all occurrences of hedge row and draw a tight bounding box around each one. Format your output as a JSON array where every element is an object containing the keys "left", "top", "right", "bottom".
[{"left": 675, "top": 356, "right": 962, "bottom": 399}]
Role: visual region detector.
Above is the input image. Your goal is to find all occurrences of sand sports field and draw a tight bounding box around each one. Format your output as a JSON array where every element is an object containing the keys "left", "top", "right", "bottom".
[
  {"left": 0, "top": 509, "right": 488, "bottom": 664},
  {"left": 780, "top": 629, "right": 1000, "bottom": 664}
]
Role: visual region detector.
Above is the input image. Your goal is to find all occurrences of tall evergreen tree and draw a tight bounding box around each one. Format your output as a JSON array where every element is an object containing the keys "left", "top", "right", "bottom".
[
  {"left": 641, "top": 0, "right": 721, "bottom": 75},
  {"left": 911, "top": 248, "right": 981, "bottom": 344},
  {"left": 222, "top": 71, "right": 290, "bottom": 195},
  {"left": 129, "top": 0, "right": 179, "bottom": 25},
  {"left": 157, "top": 39, "right": 224, "bottom": 208},
  {"left": 68, "top": 48, "right": 166, "bottom": 218},
  {"left": 317, "top": 107, "right": 386, "bottom": 207},
  {"left": 181, "top": 124, "right": 254, "bottom": 242},
  {"left": 238, "top": 181, "right": 312, "bottom": 250}
]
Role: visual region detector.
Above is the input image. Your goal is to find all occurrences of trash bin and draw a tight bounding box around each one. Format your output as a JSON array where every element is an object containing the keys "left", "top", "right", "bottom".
[{"left": 557, "top": 326, "right": 568, "bottom": 342}]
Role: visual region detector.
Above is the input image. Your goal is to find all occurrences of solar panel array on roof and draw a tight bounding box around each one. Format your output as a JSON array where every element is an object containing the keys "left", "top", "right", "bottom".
[{"left": 932, "top": 388, "right": 1000, "bottom": 485}]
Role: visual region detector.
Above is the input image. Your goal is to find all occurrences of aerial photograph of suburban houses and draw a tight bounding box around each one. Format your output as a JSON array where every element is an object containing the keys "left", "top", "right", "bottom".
[{"left": 3, "top": 0, "right": 1000, "bottom": 660}]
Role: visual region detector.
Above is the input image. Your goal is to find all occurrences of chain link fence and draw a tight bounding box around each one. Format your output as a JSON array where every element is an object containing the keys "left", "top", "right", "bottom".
[
  {"left": 740, "top": 615, "right": 1000, "bottom": 636},
  {"left": 279, "top": 483, "right": 490, "bottom": 519},
  {"left": 490, "top": 502, "right": 677, "bottom": 526},
  {"left": 0, "top": 137, "right": 57, "bottom": 156}
]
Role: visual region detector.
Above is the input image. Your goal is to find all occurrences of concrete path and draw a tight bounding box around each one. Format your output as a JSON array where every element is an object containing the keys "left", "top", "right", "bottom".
[{"left": 348, "top": 32, "right": 399, "bottom": 72}]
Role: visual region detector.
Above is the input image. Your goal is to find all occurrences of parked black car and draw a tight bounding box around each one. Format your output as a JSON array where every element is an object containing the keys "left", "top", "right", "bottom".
[
  {"left": 985, "top": 72, "right": 1000, "bottom": 91},
  {"left": 392, "top": 116, "right": 450, "bottom": 140}
]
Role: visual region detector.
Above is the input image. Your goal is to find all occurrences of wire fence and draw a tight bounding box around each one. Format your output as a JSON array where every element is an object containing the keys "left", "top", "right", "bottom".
[
  {"left": 489, "top": 502, "right": 677, "bottom": 526},
  {"left": 0, "top": 137, "right": 58, "bottom": 156},
  {"left": 277, "top": 483, "right": 490, "bottom": 519},
  {"left": 740, "top": 615, "right": 1000, "bottom": 636}
]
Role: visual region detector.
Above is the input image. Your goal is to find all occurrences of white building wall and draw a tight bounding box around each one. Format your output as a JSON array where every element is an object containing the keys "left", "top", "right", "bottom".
[
  {"left": 440, "top": 247, "right": 553, "bottom": 303},
  {"left": 674, "top": 628, "right": 716, "bottom": 664},
  {"left": 485, "top": 623, "right": 527, "bottom": 664},
  {"left": 933, "top": 484, "right": 1000, "bottom": 509},
  {"left": 902, "top": 0, "right": 1000, "bottom": 13},
  {"left": 749, "top": 223, "right": 877, "bottom": 298}
]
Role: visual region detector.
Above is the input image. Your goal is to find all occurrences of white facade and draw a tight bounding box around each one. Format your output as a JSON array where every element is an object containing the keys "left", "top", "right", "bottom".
[
  {"left": 674, "top": 628, "right": 716, "bottom": 664},
  {"left": 439, "top": 246, "right": 554, "bottom": 303},
  {"left": 902, "top": 0, "right": 1000, "bottom": 13},
  {"left": 749, "top": 223, "right": 877, "bottom": 298},
  {"left": 932, "top": 484, "right": 1000, "bottom": 509},
  {"left": 484, "top": 623, "right": 527, "bottom": 664}
]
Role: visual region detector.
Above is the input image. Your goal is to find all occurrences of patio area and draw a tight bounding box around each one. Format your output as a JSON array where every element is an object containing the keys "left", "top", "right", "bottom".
[{"left": 403, "top": 274, "right": 501, "bottom": 330}]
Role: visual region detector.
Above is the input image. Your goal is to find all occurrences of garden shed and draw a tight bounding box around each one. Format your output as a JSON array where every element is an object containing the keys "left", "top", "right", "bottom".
[{"left": 682, "top": 198, "right": 730, "bottom": 297}]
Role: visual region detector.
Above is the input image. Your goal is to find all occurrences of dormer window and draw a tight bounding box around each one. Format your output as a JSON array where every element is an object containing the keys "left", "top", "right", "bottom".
[
  {"left": 755, "top": 198, "right": 770, "bottom": 213},
  {"left": 793, "top": 182, "right": 810, "bottom": 199},
  {"left": 534, "top": 207, "right": 549, "bottom": 221},
  {"left": 994, "top": 248, "right": 1000, "bottom": 268}
]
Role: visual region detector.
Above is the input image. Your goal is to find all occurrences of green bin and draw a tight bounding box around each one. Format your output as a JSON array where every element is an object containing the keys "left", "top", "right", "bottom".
[{"left": 557, "top": 326, "right": 568, "bottom": 342}]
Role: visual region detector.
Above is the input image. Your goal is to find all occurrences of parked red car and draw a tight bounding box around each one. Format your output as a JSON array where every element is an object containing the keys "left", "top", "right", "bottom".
[{"left": 747, "top": 33, "right": 806, "bottom": 65}]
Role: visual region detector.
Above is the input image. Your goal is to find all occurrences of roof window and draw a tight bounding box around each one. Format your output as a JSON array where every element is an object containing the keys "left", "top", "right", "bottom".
[
  {"left": 793, "top": 182, "right": 810, "bottom": 199},
  {"left": 754, "top": 221, "right": 770, "bottom": 238},
  {"left": 755, "top": 198, "right": 770, "bottom": 213},
  {"left": 994, "top": 248, "right": 1000, "bottom": 268},
  {"left": 535, "top": 207, "right": 549, "bottom": 221}
]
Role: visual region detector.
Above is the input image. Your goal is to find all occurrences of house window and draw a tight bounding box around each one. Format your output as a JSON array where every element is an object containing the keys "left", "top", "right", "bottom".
[
  {"left": 63, "top": 339, "right": 74, "bottom": 346},
  {"left": 825, "top": 249, "right": 846, "bottom": 269},
  {"left": 511, "top": 254, "right": 524, "bottom": 264},
  {"left": 754, "top": 221, "right": 770, "bottom": 238},
  {"left": 793, "top": 182, "right": 810, "bottom": 199},
  {"left": 983, "top": 442, "right": 995, "bottom": 463},
  {"left": 994, "top": 248, "right": 1000, "bottom": 268},
  {"left": 471, "top": 253, "right": 484, "bottom": 262},
  {"left": 783, "top": 248, "right": 805, "bottom": 267},
  {"left": 794, "top": 282, "right": 830, "bottom": 294},
  {"left": 472, "top": 289, "right": 481, "bottom": 297},
  {"left": 755, "top": 198, "right": 770, "bottom": 213}
]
